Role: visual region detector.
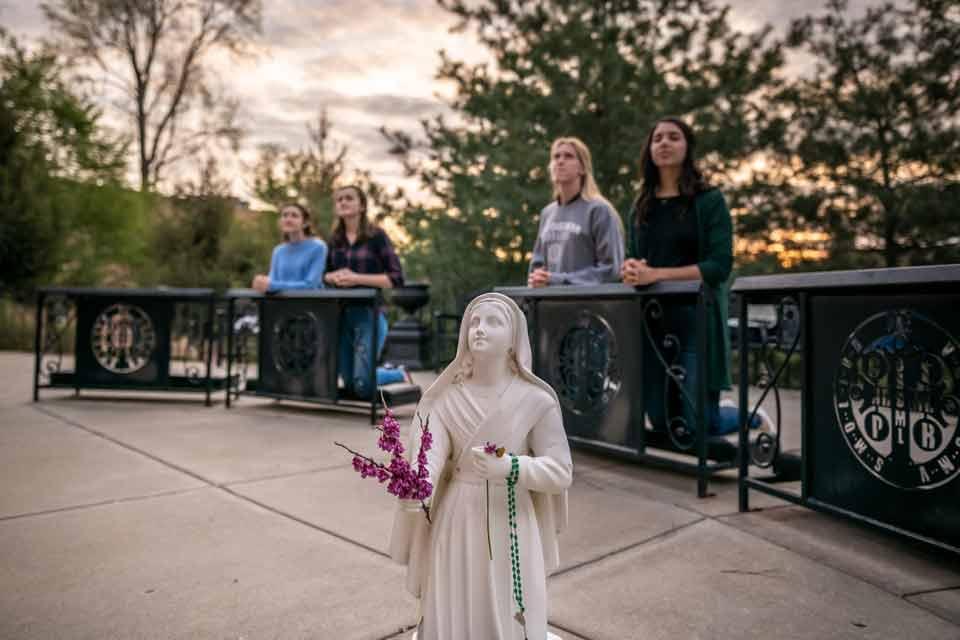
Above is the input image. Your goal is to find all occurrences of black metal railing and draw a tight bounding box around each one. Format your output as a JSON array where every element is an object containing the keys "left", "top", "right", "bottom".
[
  {"left": 32, "top": 287, "right": 224, "bottom": 406},
  {"left": 223, "top": 288, "right": 421, "bottom": 425},
  {"left": 497, "top": 282, "right": 735, "bottom": 498},
  {"left": 734, "top": 265, "right": 960, "bottom": 555}
]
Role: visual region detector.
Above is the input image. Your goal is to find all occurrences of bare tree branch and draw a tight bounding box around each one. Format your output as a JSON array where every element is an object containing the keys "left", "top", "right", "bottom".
[{"left": 41, "top": 0, "right": 262, "bottom": 190}]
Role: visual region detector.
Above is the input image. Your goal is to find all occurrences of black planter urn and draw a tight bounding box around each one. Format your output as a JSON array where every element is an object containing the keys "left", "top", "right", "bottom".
[{"left": 383, "top": 283, "right": 431, "bottom": 370}]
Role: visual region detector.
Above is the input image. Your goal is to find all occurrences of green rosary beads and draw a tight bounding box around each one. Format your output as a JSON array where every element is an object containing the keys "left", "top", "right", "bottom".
[{"left": 507, "top": 454, "right": 527, "bottom": 635}]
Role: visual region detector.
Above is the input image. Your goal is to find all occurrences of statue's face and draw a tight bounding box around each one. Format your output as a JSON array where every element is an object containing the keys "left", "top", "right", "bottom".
[{"left": 467, "top": 302, "right": 512, "bottom": 359}]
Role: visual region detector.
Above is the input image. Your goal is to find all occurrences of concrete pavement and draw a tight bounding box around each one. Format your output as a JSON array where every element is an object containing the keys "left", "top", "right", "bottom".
[{"left": 1, "top": 351, "right": 958, "bottom": 639}]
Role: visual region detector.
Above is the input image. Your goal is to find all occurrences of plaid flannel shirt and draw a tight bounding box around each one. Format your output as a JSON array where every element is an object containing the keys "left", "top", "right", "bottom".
[{"left": 326, "top": 227, "right": 404, "bottom": 288}]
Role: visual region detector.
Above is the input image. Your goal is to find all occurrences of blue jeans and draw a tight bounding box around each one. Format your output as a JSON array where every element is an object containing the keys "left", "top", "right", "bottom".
[
  {"left": 642, "top": 303, "right": 757, "bottom": 437},
  {"left": 338, "top": 307, "right": 405, "bottom": 399}
]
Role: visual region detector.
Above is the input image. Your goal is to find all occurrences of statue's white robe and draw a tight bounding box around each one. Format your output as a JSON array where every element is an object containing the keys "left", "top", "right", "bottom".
[{"left": 390, "top": 377, "right": 572, "bottom": 640}]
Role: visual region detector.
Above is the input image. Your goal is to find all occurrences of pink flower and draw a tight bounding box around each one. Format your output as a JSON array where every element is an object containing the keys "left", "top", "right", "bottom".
[
  {"left": 484, "top": 441, "right": 506, "bottom": 457},
  {"left": 336, "top": 409, "right": 433, "bottom": 522}
]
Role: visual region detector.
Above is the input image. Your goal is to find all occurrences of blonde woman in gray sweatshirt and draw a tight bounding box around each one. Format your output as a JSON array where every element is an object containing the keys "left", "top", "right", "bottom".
[{"left": 528, "top": 137, "right": 625, "bottom": 287}]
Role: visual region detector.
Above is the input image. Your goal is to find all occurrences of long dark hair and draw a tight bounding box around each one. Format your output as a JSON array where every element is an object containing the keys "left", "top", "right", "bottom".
[
  {"left": 633, "top": 117, "right": 710, "bottom": 226},
  {"left": 331, "top": 185, "right": 372, "bottom": 247},
  {"left": 280, "top": 202, "right": 315, "bottom": 242}
]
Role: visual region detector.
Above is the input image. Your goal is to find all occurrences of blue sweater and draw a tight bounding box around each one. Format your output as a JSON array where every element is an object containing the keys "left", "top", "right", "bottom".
[{"left": 267, "top": 238, "right": 328, "bottom": 291}]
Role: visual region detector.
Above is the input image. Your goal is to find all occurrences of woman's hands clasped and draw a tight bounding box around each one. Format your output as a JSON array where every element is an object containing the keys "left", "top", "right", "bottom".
[
  {"left": 621, "top": 258, "right": 659, "bottom": 286},
  {"left": 325, "top": 268, "right": 359, "bottom": 287},
  {"left": 527, "top": 268, "right": 551, "bottom": 288},
  {"left": 251, "top": 274, "right": 270, "bottom": 293}
]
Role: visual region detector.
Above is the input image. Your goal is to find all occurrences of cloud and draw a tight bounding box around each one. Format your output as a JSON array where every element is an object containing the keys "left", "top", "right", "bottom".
[
  {"left": 0, "top": 2, "right": 47, "bottom": 40},
  {"left": 3, "top": 0, "right": 891, "bottom": 200}
]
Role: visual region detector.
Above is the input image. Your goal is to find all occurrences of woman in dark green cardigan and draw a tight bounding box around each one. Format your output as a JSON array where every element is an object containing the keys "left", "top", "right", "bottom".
[{"left": 621, "top": 117, "right": 767, "bottom": 437}]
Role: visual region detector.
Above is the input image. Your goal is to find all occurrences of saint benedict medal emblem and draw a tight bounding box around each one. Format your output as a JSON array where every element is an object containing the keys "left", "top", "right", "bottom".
[
  {"left": 550, "top": 310, "right": 621, "bottom": 415},
  {"left": 272, "top": 312, "right": 319, "bottom": 376},
  {"left": 90, "top": 303, "right": 156, "bottom": 374},
  {"left": 834, "top": 309, "right": 960, "bottom": 490}
]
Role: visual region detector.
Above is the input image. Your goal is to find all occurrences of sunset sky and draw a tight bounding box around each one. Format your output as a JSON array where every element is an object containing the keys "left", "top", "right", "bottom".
[{"left": 0, "top": 0, "right": 880, "bottom": 204}]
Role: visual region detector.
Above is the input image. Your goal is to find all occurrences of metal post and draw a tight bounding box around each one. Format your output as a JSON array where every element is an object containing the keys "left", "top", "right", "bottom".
[
  {"left": 530, "top": 295, "right": 539, "bottom": 375},
  {"left": 74, "top": 294, "right": 81, "bottom": 398},
  {"left": 433, "top": 312, "right": 441, "bottom": 372},
  {"left": 799, "top": 292, "right": 810, "bottom": 504},
  {"left": 32, "top": 292, "right": 45, "bottom": 402},
  {"left": 634, "top": 291, "right": 646, "bottom": 454},
  {"left": 204, "top": 295, "right": 215, "bottom": 407},
  {"left": 370, "top": 299, "right": 378, "bottom": 426},
  {"left": 225, "top": 297, "right": 234, "bottom": 409},
  {"left": 696, "top": 287, "right": 709, "bottom": 498},
  {"left": 738, "top": 292, "right": 751, "bottom": 512}
]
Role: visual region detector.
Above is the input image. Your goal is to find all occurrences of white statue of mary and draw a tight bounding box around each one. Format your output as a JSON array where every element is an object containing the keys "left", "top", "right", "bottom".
[{"left": 390, "top": 292, "right": 572, "bottom": 640}]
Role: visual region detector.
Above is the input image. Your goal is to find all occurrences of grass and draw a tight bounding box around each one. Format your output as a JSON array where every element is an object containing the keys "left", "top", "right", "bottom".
[{"left": 0, "top": 298, "right": 35, "bottom": 352}]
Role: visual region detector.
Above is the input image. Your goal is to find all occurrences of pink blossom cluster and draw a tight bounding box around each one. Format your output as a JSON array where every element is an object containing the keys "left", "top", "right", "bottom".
[
  {"left": 377, "top": 410, "right": 404, "bottom": 455},
  {"left": 338, "top": 407, "right": 433, "bottom": 507}
]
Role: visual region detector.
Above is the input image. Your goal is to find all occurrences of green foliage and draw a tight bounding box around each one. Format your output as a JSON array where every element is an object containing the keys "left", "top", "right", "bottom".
[
  {"left": 0, "top": 298, "right": 34, "bottom": 351},
  {"left": 0, "top": 31, "right": 133, "bottom": 300},
  {"left": 145, "top": 158, "right": 273, "bottom": 291},
  {"left": 251, "top": 111, "right": 346, "bottom": 236},
  {"left": 748, "top": 0, "right": 960, "bottom": 268},
  {"left": 252, "top": 109, "right": 402, "bottom": 243},
  {"left": 383, "top": 0, "right": 783, "bottom": 311},
  {"left": 50, "top": 180, "right": 150, "bottom": 287}
]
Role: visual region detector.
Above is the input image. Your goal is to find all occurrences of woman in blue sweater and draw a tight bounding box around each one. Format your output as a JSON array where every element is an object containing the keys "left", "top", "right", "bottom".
[{"left": 251, "top": 203, "right": 328, "bottom": 293}]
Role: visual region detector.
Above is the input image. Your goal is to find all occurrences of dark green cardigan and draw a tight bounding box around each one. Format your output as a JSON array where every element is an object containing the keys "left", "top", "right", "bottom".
[{"left": 626, "top": 188, "right": 733, "bottom": 392}]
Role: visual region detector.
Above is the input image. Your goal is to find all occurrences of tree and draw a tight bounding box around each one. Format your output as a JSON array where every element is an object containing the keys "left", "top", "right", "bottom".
[
  {"left": 251, "top": 111, "right": 348, "bottom": 235},
  {"left": 252, "top": 109, "right": 400, "bottom": 238},
  {"left": 42, "top": 0, "right": 262, "bottom": 191},
  {"left": 0, "top": 31, "right": 134, "bottom": 298},
  {"left": 145, "top": 157, "right": 248, "bottom": 290},
  {"left": 382, "top": 0, "right": 783, "bottom": 310},
  {"left": 746, "top": 0, "right": 960, "bottom": 269}
]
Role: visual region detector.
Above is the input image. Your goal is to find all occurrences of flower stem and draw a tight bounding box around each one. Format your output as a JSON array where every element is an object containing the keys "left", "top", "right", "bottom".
[
  {"left": 486, "top": 479, "right": 492, "bottom": 560},
  {"left": 334, "top": 441, "right": 388, "bottom": 470},
  {"left": 335, "top": 441, "right": 431, "bottom": 522}
]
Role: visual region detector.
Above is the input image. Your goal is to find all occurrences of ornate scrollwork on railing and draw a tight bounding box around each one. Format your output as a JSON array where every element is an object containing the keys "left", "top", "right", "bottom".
[
  {"left": 747, "top": 296, "right": 801, "bottom": 467},
  {"left": 38, "top": 295, "right": 75, "bottom": 385},
  {"left": 549, "top": 309, "right": 621, "bottom": 416},
  {"left": 834, "top": 308, "right": 960, "bottom": 490},
  {"left": 171, "top": 302, "right": 207, "bottom": 384},
  {"left": 641, "top": 297, "right": 701, "bottom": 451},
  {"left": 91, "top": 303, "right": 156, "bottom": 374},
  {"left": 272, "top": 311, "right": 320, "bottom": 376}
]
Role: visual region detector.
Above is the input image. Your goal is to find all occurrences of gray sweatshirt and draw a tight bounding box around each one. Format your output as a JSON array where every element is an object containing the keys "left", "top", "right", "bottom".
[{"left": 529, "top": 194, "right": 625, "bottom": 285}]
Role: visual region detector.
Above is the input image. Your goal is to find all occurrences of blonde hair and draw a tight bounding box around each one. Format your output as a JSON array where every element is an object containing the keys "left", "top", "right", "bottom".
[{"left": 549, "top": 136, "right": 624, "bottom": 235}]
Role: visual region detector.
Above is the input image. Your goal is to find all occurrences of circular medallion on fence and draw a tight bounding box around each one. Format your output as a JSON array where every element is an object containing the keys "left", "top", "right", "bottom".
[
  {"left": 834, "top": 309, "right": 960, "bottom": 490},
  {"left": 272, "top": 312, "right": 319, "bottom": 376},
  {"left": 91, "top": 303, "right": 156, "bottom": 374},
  {"left": 550, "top": 310, "right": 621, "bottom": 416}
]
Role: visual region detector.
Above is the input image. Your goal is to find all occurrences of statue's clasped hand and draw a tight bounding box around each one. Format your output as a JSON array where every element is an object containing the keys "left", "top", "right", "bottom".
[
  {"left": 470, "top": 446, "right": 512, "bottom": 480},
  {"left": 399, "top": 498, "right": 428, "bottom": 512}
]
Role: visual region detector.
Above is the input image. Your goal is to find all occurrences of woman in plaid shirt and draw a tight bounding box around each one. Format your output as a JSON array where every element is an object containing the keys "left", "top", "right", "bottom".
[{"left": 324, "top": 185, "right": 407, "bottom": 398}]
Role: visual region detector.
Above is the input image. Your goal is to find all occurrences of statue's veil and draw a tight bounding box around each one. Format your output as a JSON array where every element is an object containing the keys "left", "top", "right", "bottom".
[{"left": 416, "top": 292, "right": 559, "bottom": 418}]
